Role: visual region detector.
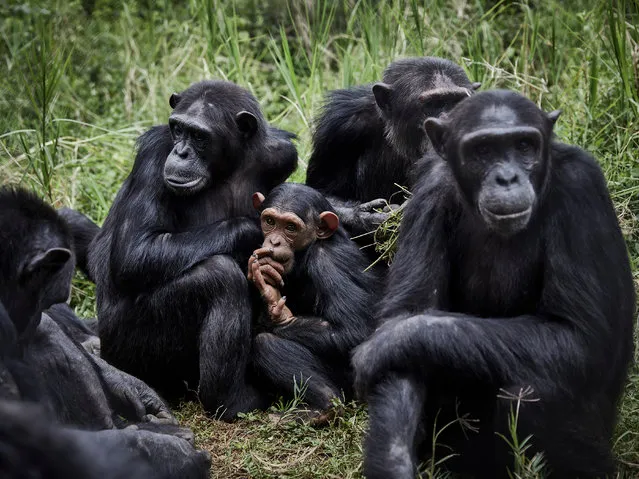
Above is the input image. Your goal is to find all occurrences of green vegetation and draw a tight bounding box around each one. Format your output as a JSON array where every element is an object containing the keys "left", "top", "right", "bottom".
[{"left": 1, "top": 0, "right": 638, "bottom": 477}]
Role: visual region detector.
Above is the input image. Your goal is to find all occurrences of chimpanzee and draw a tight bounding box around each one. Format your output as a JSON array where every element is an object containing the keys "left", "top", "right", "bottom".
[
  {"left": 248, "top": 183, "right": 379, "bottom": 414},
  {"left": 87, "top": 80, "right": 298, "bottom": 419},
  {"left": 0, "top": 187, "right": 211, "bottom": 478},
  {"left": 352, "top": 90, "right": 635, "bottom": 478},
  {"left": 306, "top": 57, "right": 480, "bottom": 236}
]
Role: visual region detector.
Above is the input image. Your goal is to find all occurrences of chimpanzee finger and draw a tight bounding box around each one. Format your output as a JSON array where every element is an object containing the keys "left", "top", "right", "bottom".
[
  {"left": 251, "top": 259, "right": 268, "bottom": 293},
  {"left": 359, "top": 198, "right": 388, "bottom": 212},
  {"left": 382, "top": 203, "right": 401, "bottom": 213},
  {"left": 271, "top": 296, "right": 287, "bottom": 318},
  {"left": 360, "top": 211, "right": 390, "bottom": 226},
  {"left": 259, "top": 264, "right": 284, "bottom": 288},
  {"left": 257, "top": 256, "right": 285, "bottom": 273},
  {"left": 252, "top": 246, "right": 275, "bottom": 259},
  {"left": 247, "top": 256, "right": 257, "bottom": 280}
]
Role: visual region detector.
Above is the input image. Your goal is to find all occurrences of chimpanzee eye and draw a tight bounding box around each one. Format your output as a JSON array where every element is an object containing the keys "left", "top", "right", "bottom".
[
  {"left": 193, "top": 132, "right": 206, "bottom": 143},
  {"left": 265, "top": 217, "right": 275, "bottom": 226},
  {"left": 172, "top": 124, "right": 183, "bottom": 137},
  {"left": 518, "top": 139, "right": 532, "bottom": 152},
  {"left": 285, "top": 224, "right": 297, "bottom": 232},
  {"left": 476, "top": 143, "right": 491, "bottom": 156}
]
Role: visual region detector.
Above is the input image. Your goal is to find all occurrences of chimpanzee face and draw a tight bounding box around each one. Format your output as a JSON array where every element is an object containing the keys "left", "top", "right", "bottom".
[
  {"left": 252, "top": 192, "right": 339, "bottom": 274},
  {"left": 425, "top": 90, "right": 560, "bottom": 237},
  {"left": 372, "top": 77, "right": 479, "bottom": 160},
  {"left": 163, "top": 93, "right": 259, "bottom": 196}
]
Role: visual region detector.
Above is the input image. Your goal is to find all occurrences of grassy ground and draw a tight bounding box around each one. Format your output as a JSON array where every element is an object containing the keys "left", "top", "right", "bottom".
[{"left": 1, "top": 0, "right": 638, "bottom": 477}]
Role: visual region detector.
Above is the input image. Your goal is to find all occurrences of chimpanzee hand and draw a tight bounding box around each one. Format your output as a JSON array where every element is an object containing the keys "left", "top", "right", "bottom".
[
  {"left": 247, "top": 247, "right": 285, "bottom": 288},
  {"left": 97, "top": 357, "right": 177, "bottom": 425},
  {"left": 335, "top": 199, "right": 401, "bottom": 236},
  {"left": 351, "top": 316, "right": 416, "bottom": 399},
  {"left": 250, "top": 259, "right": 295, "bottom": 325}
]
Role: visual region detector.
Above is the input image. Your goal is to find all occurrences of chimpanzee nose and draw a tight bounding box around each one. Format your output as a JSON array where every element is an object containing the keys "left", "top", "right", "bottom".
[
  {"left": 269, "top": 236, "right": 281, "bottom": 247},
  {"left": 176, "top": 143, "right": 189, "bottom": 159},
  {"left": 495, "top": 168, "right": 520, "bottom": 187}
]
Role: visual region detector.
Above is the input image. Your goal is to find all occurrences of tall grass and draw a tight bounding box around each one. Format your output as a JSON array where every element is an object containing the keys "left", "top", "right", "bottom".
[{"left": 1, "top": 0, "right": 638, "bottom": 477}]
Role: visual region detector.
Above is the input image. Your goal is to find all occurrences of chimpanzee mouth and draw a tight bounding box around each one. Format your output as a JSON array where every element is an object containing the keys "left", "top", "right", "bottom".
[
  {"left": 164, "top": 177, "right": 205, "bottom": 194},
  {"left": 482, "top": 206, "right": 532, "bottom": 221},
  {"left": 165, "top": 177, "right": 203, "bottom": 188},
  {"left": 479, "top": 204, "right": 533, "bottom": 235}
]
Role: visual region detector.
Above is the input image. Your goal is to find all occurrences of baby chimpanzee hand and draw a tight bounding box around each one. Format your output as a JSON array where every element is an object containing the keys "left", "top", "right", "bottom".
[
  {"left": 249, "top": 257, "right": 295, "bottom": 325},
  {"left": 247, "top": 248, "right": 285, "bottom": 288}
]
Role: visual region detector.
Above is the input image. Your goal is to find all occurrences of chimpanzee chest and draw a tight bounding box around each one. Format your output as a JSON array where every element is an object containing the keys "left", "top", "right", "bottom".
[{"left": 449, "top": 231, "right": 544, "bottom": 318}]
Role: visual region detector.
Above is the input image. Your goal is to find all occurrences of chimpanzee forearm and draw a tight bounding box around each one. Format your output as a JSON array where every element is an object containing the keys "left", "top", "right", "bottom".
[
  {"left": 353, "top": 312, "right": 590, "bottom": 397},
  {"left": 113, "top": 216, "right": 261, "bottom": 290}
]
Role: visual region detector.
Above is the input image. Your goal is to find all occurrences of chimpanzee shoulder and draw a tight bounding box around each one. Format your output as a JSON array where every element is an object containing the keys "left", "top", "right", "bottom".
[{"left": 306, "top": 85, "right": 383, "bottom": 195}]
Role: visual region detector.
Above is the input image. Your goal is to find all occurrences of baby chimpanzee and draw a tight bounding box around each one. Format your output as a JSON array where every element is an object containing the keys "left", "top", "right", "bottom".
[{"left": 248, "top": 183, "right": 379, "bottom": 417}]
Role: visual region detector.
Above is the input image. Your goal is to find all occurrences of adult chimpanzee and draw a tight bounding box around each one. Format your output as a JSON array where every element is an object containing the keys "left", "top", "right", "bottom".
[
  {"left": 248, "top": 183, "right": 379, "bottom": 415},
  {"left": 0, "top": 187, "right": 175, "bottom": 429},
  {"left": 87, "top": 80, "right": 298, "bottom": 419},
  {"left": 306, "top": 57, "right": 480, "bottom": 236},
  {"left": 0, "top": 188, "right": 211, "bottom": 478},
  {"left": 352, "top": 90, "right": 635, "bottom": 478}
]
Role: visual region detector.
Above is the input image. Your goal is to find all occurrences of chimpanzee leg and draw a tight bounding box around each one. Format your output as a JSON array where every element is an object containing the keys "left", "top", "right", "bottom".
[
  {"left": 364, "top": 374, "right": 426, "bottom": 479},
  {"left": 197, "top": 255, "right": 266, "bottom": 420},
  {"left": 492, "top": 386, "right": 614, "bottom": 479},
  {"left": 252, "top": 332, "right": 341, "bottom": 410}
]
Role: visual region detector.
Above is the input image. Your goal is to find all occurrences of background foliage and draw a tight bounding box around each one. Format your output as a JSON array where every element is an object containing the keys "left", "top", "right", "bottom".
[{"left": 1, "top": 0, "right": 638, "bottom": 477}]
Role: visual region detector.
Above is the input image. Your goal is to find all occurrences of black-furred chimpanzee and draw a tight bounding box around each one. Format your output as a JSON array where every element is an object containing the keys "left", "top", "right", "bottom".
[
  {"left": 87, "top": 80, "right": 298, "bottom": 419},
  {"left": 352, "top": 90, "right": 636, "bottom": 478},
  {"left": 0, "top": 187, "right": 211, "bottom": 478},
  {"left": 248, "top": 183, "right": 379, "bottom": 415},
  {"left": 306, "top": 57, "right": 480, "bottom": 236}
]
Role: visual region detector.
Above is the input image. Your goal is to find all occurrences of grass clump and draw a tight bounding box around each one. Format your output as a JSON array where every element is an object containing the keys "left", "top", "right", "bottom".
[{"left": 1, "top": 0, "right": 638, "bottom": 477}]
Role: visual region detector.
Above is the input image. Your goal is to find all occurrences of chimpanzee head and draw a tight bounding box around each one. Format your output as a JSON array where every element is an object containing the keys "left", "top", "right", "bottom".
[
  {"left": 0, "top": 188, "right": 75, "bottom": 336},
  {"left": 252, "top": 184, "right": 339, "bottom": 274},
  {"left": 424, "top": 90, "right": 561, "bottom": 237},
  {"left": 164, "top": 80, "right": 267, "bottom": 195},
  {"left": 372, "top": 57, "right": 481, "bottom": 160}
]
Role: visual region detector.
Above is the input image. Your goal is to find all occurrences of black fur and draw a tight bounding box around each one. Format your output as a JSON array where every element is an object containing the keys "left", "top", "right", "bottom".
[
  {"left": 58, "top": 207, "right": 100, "bottom": 280},
  {"left": 306, "top": 57, "right": 476, "bottom": 236},
  {"left": 0, "top": 187, "right": 211, "bottom": 478},
  {"left": 251, "top": 183, "right": 380, "bottom": 409},
  {"left": 87, "top": 80, "right": 298, "bottom": 419},
  {"left": 352, "top": 90, "right": 635, "bottom": 478}
]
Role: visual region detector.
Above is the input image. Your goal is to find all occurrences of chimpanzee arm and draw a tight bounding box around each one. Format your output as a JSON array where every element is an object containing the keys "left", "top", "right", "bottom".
[
  {"left": 273, "top": 237, "right": 378, "bottom": 357},
  {"left": 57, "top": 208, "right": 100, "bottom": 281},
  {"left": 378, "top": 157, "right": 456, "bottom": 318},
  {"left": 354, "top": 149, "right": 635, "bottom": 396},
  {"left": 111, "top": 216, "right": 261, "bottom": 291}
]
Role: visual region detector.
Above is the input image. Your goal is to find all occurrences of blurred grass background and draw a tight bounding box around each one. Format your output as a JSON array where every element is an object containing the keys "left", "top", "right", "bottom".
[{"left": 1, "top": 0, "right": 638, "bottom": 477}]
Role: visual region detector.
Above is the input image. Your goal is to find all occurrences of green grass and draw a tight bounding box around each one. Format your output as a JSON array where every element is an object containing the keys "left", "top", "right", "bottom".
[{"left": 1, "top": 0, "right": 638, "bottom": 477}]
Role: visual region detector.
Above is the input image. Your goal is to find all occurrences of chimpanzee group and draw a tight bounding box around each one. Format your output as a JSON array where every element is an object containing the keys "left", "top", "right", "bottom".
[{"left": 2, "top": 56, "right": 635, "bottom": 479}]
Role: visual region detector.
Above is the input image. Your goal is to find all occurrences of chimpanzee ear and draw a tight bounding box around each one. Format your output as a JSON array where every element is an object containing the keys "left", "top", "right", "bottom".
[
  {"left": 471, "top": 82, "right": 482, "bottom": 90},
  {"left": 372, "top": 83, "right": 393, "bottom": 115},
  {"left": 252, "top": 192, "right": 265, "bottom": 211},
  {"left": 317, "top": 212, "right": 339, "bottom": 239},
  {"left": 21, "top": 248, "right": 72, "bottom": 280},
  {"left": 546, "top": 109, "right": 562, "bottom": 126},
  {"left": 236, "top": 111, "right": 258, "bottom": 137},
  {"left": 169, "top": 92, "right": 181, "bottom": 109},
  {"left": 424, "top": 117, "right": 449, "bottom": 158}
]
